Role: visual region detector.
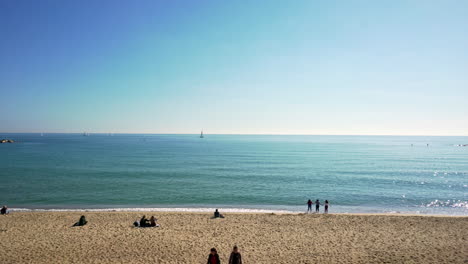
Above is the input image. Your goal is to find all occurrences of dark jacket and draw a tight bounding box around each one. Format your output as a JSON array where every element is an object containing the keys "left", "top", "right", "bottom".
[
  {"left": 207, "top": 253, "right": 221, "bottom": 264},
  {"left": 229, "top": 252, "right": 242, "bottom": 264},
  {"left": 140, "top": 216, "right": 149, "bottom": 227},
  {"left": 73, "top": 216, "right": 87, "bottom": 226}
]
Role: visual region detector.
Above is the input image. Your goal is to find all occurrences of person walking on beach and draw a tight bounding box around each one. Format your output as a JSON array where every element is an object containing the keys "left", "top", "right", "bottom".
[
  {"left": 307, "top": 199, "right": 313, "bottom": 213},
  {"left": 207, "top": 248, "right": 221, "bottom": 264},
  {"left": 324, "top": 200, "right": 329, "bottom": 213},
  {"left": 229, "top": 245, "right": 242, "bottom": 264},
  {"left": 1, "top": 205, "right": 8, "bottom": 215},
  {"left": 315, "top": 199, "right": 320, "bottom": 213}
]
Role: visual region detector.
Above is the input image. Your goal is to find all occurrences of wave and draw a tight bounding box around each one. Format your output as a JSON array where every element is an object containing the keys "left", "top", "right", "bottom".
[
  {"left": 8, "top": 207, "right": 295, "bottom": 214},
  {"left": 425, "top": 200, "right": 468, "bottom": 208}
]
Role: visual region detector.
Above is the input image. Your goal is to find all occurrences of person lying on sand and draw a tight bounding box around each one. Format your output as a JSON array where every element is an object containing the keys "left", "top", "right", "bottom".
[
  {"left": 229, "top": 245, "right": 242, "bottom": 264},
  {"left": 73, "top": 215, "right": 87, "bottom": 226},
  {"left": 207, "top": 248, "right": 221, "bottom": 264},
  {"left": 1, "top": 205, "right": 9, "bottom": 215},
  {"left": 213, "top": 209, "right": 224, "bottom": 219}
]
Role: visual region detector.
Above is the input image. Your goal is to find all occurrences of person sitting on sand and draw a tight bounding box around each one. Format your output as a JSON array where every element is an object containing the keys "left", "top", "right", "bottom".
[
  {"left": 1, "top": 205, "right": 9, "bottom": 215},
  {"left": 213, "top": 209, "right": 224, "bottom": 218},
  {"left": 73, "top": 215, "right": 87, "bottom": 226},
  {"left": 229, "top": 245, "right": 242, "bottom": 264},
  {"left": 140, "top": 215, "right": 150, "bottom": 227},
  {"left": 207, "top": 248, "right": 221, "bottom": 264},
  {"left": 149, "top": 216, "right": 160, "bottom": 227},
  {"left": 325, "top": 200, "right": 329, "bottom": 213},
  {"left": 315, "top": 199, "right": 320, "bottom": 213},
  {"left": 307, "top": 199, "right": 313, "bottom": 213}
]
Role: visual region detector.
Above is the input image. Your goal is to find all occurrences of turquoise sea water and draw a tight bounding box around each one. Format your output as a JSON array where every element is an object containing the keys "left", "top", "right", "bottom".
[{"left": 0, "top": 134, "right": 467, "bottom": 215}]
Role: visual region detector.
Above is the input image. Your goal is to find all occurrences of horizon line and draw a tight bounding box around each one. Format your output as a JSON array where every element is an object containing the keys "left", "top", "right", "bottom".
[{"left": 1, "top": 132, "right": 468, "bottom": 137}]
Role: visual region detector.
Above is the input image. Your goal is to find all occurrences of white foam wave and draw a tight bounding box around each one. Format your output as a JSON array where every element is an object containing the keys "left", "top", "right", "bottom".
[
  {"left": 9, "top": 207, "right": 295, "bottom": 214},
  {"left": 425, "top": 200, "right": 468, "bottom": 208}
]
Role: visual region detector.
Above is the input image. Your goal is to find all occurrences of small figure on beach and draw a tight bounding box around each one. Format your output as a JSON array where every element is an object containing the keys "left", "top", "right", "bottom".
[
  {"left": 315, "top": 199, "right": 320, "bottom": 213},
  {"left": 73, "top": 215, "right": 87, "bottom": 226},
  {"left": 207, "top": 248, "right": 221, "bottom": 264},
  {"left": 135, "top": 215, "right": 159, "bottom": 227},
  {"left": 149, "top": 216, "right": 160, "bottom": 227},
  {"left": 307, "top": 199, "right": 313, "bottom": 213},
  {"left": 1, "top": 205, "right": 9, "bottom": 215},
  {"left": 140, "top": 215, "right": 150, "bottom": 227},
  {"left": 213, "top": 209, "right": 224, "bottom": 218},
  {"left": 229, "top": 245, "right": 242, "bottom": 264},
  {"left": 325, "top": 200, "right": 329, "bottom": 213}
]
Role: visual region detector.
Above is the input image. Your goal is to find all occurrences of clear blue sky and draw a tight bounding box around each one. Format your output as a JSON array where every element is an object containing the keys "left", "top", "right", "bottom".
[{"left": 1, "top": 0, "right": 467, "bottom": 135}]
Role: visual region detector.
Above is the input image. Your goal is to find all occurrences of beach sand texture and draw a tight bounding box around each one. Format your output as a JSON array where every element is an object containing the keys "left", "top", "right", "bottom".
[{"left": 0, "top": 212, "right": 466, "bottom": 263}]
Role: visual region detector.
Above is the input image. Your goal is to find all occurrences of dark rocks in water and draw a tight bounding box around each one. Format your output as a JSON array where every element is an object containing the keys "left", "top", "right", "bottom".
[{"left": 0, "top": 139, "right": 14, "bottom": 143}]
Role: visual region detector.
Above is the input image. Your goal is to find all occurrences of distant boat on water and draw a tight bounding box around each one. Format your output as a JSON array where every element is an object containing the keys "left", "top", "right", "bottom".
[
  {"left": 200, "top": 130, "right": 204, "bottom": 138},
  {"left": 82, "top": 132, "right": 90, "bottom": 136}
]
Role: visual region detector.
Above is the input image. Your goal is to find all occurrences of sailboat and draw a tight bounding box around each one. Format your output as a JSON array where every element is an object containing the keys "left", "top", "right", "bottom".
[{"left": 200, "top": 130, "right": 204, "bottom": 138}]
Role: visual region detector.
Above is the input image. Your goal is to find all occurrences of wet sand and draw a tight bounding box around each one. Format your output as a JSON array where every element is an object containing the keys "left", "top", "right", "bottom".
[{"left": 0, "top": 212, "right": 466, "bottom": 263}]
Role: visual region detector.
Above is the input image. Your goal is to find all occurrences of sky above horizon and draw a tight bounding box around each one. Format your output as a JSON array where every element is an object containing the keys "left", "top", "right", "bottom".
[{"left": 1, "top": 0, "right": 467, "bottom": 135}]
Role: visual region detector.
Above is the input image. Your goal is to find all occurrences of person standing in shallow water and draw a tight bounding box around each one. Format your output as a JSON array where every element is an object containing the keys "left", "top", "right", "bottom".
[
  {"left": 229, "top": 245, "right": 242, "bottom": 264},
  {"left": 315, "top": 199, "right": 320, "bottom": 213},
  {"left": 307, "top": 199, "right": 313, "bottom": 213},
  {"left": 207, "top": 248, "right": 220, "bottom": 264},
  {"left": 325, "top": 200, "right": 329, "bottom": 213}
]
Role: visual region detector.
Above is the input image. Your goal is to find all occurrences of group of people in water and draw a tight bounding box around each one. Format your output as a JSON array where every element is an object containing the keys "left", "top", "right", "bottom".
[
  {"left": 307, "top": 199, "right": 329, "bottom": 213},
  {"left": 207, "top": 246, "right": 242, "bottom": 264}
]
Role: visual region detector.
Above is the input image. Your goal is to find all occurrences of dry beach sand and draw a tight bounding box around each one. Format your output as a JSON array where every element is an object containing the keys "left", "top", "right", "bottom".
[{"left": 0, "top": 212, "right": 466, "bottom": 263}]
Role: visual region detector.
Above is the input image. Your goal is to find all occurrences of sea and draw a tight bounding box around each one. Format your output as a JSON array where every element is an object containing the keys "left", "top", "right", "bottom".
[{"left": 0, "top": 133, "right": 467, "bottom": 215}]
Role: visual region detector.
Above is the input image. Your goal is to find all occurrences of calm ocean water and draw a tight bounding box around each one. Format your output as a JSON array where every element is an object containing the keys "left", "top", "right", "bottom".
[{"left": 0, "top": 134, "right": 467, "bottom": 215}]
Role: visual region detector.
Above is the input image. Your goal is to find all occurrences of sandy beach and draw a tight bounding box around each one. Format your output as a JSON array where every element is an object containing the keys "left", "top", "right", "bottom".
[{"left": 0, "top": 212, "right": 466, "bottom": 263}]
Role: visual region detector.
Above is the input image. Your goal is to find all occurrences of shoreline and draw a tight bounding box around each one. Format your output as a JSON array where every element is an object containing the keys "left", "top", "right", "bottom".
[
  {"left": 9, "top": 206, "right": 468, "bottom": 217},
  {"left": 7, "top": 206, "right": 468, "bottom": 217}
]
